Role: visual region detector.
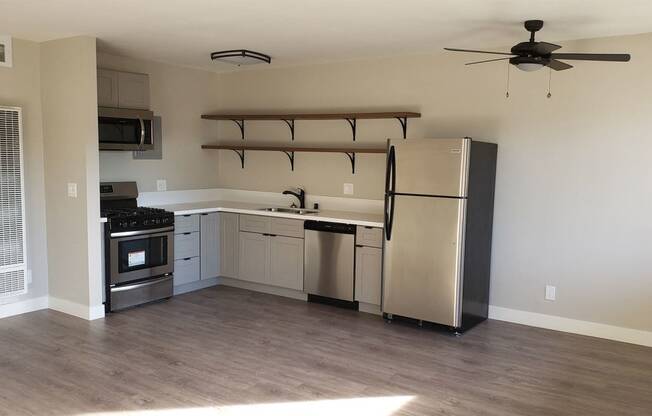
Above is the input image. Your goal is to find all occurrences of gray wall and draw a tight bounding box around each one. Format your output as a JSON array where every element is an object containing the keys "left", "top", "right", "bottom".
[
  {"left": 214, "top": 32, "right": 652, "bottom": 332},
  {"left": 97, "top": 53, "right": 221, "bottom": 192},
  {"left": 0, "top": 38, "right": 49, "bottom": 306},
  {"left": 41, "top": 36, "right": 101, "bottom": 314}
]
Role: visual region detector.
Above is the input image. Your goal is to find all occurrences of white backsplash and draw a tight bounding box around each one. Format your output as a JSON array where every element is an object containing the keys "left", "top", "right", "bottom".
[{"left": 138, "top": 188, "right": 384, "bottom": 214}]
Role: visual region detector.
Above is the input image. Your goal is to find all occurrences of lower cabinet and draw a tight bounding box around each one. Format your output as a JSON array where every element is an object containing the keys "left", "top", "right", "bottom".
[
  {"left": 238, "top": 230, "right": 304, "bottom": 290},
  {"left": 219, "top": 213, "right": 239, "bottom": 278},
  {"left": 354, "top": 246, "right": 382, "bottom": 305},
  {"left": 270, "top": 235, "right": 304, "bottom": 291},
  {"left": 200, "top": 213, "right": 220, "bottom": 280},
  {"left": 238, "top": 231, "right": 269, "bottom": 284}
]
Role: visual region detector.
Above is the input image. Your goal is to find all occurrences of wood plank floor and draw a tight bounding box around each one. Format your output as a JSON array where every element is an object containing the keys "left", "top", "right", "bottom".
[{"left": 1, "top": 285, "right": 650, "bottom": 416}]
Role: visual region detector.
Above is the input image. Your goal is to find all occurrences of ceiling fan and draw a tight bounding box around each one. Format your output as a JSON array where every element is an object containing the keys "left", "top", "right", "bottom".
[{"left": 445, "top": 20, "right": 631, "bottom": 72}]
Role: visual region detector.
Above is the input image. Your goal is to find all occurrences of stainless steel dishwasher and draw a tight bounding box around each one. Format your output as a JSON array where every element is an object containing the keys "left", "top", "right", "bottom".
[{"left": 304, "top": 220, "right": 356, "bottom": 302}]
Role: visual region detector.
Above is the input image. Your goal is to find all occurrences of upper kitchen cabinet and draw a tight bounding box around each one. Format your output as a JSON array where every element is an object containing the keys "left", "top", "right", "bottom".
[
  {"left": 97, "top": 69, "right": 119, "bottom": 107},
  {"left": 97, "top": 68, "right": 150, "bottom": 110}
]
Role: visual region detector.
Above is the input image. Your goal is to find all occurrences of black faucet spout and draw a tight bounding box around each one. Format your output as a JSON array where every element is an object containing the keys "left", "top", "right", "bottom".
[{"left": 282, "top": 188, "right": 306, "bottom": 209}]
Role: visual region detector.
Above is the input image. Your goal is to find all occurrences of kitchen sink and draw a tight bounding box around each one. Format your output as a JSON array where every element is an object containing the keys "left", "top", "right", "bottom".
[{"left": 259, "top": 207, "right": 319, "bottom": 215}]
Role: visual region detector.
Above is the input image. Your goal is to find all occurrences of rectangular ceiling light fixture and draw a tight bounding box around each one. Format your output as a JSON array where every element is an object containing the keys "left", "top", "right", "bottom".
[{"left": 211, "top": 49, "right": 271, "bottom": 66}]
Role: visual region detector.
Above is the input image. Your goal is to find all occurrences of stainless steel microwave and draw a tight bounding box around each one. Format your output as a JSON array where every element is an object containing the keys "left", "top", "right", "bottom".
[{"left": 98, "top": 107, "right": 154, "bottom": 151}]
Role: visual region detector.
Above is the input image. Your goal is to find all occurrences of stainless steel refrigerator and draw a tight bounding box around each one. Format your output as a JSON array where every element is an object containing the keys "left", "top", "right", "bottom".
[{"left": 382, "top": 138, "right": 497, "bottom": 332}]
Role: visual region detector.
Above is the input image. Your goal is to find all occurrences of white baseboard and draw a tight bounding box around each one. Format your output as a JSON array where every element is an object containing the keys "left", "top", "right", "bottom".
[
  {"left": 489, "top": 305, "right": 652, "bottom": 348},
  {"left": 88, "top": 304, "right": 105, "bottom": 320},
  {"left": 218, "top": 277, "right": 308, "bottom": 301},
  {"left": 49, "top": 297, "right": 104, "bottom": 321},
  {"left": 0, "top": 296, "right": 49, "bottom": 319}
]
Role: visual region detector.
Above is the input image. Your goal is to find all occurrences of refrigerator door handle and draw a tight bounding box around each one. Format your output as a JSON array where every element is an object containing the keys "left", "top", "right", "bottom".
[{"left": 385, "top": 145, "right": 396, "bottom": 240}]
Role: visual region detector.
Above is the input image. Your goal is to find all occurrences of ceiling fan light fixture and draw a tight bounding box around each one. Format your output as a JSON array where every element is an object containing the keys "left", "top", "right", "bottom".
[
  {"left": 516, "top": 63, "right": 544, "bottom": 72},
  {"left": 211, "top": 49, "right": 271, "bottom": 66}
]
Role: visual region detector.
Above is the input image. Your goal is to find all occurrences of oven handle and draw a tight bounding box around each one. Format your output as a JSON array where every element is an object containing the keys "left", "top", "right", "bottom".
[
  {"left": 138, "top": 117, "right": 145, "bottom": 149},
  {"left": 111, "top": 275, "right": 173, "bottom": 292},
  {"left": 110, "top": 226, "right": 174, "bottom": 238}
]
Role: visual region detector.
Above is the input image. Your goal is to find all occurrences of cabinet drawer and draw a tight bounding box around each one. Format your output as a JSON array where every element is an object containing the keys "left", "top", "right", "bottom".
[
  {"left": 175, "top": 214, "right": 200, "bottom": 234},
  {"left": 173, "top": 257, "right": 200, "bottom": 286},
  {"left": 174, "top": 232, "right": 200, "bottom": 259},
  {"left": 240, "top": 214, "right": 271, "bottom": 234},
  {"left": 356, "top": 226, "right": 383, "bottom": 248},
  {"left": 270, "top": 218, "right": 304, "bottom": 238}
]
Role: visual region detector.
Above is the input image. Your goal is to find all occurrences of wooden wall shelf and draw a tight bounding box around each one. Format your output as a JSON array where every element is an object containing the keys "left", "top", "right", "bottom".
[
  {"left": 201, "top": 111, "right": 420, "bottom": 140},
  {"left": 201, "top": 143, "right": 387, "bottom": 173}
]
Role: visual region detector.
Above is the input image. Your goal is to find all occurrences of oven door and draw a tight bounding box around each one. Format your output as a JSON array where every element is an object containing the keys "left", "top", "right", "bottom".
[
  {"left": 109, "top": 227, "right": 174, "bottom": 285},
  {"left": 98, "top": 107, "right": 154, "bottom": 151}
]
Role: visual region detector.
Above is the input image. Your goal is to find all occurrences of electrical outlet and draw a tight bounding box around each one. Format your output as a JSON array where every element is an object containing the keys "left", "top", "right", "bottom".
[
  {"left": 156, "top": 179, "right": 167, "bottom": 191},
  {"left": 67, "top": 182, "right": 77, "bottom": 198},
  {"left": 545, "top": 285, "right": 556, "bottom": 301},
  {"left": 343, "top": 183, "right": 354, "bottom": 195}
]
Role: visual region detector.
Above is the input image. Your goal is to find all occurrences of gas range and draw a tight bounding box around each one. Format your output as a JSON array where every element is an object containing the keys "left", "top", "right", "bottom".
[
  {"left": 102, "top": 207, "right": 174, "bottom": 233},
  {"left": 100, "top": 181, "right": 175, "bottom": 312}
]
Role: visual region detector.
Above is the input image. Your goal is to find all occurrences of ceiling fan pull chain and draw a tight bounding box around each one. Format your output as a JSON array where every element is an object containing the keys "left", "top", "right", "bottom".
[
  {"left": 505, "top": 61, "right": 511, "bottom": 98},
  {"left": 547, "top": 67, "right": 552, "bottom": 98}
]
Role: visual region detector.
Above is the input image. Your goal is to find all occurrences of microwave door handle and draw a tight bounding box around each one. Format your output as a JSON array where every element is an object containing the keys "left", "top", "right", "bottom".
[{"left": 138, "top": 117, "right": 145, "bottom": 149}]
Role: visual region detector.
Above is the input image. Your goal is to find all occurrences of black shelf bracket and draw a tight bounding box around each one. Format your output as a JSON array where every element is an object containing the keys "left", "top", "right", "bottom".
[
  {"left": 231, "top": 119, "right": 245, "bottom": 140},
  {"left": 344, "top": 152, "right": 356, "bottom": 174},
  {"left": 281, "top": 150, "right": 295, "bottom": 171},
  {"left": 395, "top": 117, "right": 408, "bottom": 139},
  {"left": 230, "top": 149, "right": 245, "bottom": 168},
  {"left": 345, "top": 118, "right": 357, "bottom": 141},
  {"left": 282, "top": 119, "right": 295, "bottom": 141}
]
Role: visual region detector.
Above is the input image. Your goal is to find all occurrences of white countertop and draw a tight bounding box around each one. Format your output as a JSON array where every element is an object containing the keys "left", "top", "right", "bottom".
[{"left": 150, "top": 200, "right": 384, "bottom": 228}]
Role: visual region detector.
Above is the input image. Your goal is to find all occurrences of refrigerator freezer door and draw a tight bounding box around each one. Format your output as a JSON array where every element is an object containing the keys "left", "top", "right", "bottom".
[
  {"left": 383, "top": 195, "right": 466, "bottom": 327},
  {"left": 390, "top": 138, "right": 470, "bottom": 197}
]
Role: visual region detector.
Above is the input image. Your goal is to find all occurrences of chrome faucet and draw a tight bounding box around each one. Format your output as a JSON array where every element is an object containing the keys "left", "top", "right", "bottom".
[{"left": 283, "top": 187, "right": 305, "bottom": 209}]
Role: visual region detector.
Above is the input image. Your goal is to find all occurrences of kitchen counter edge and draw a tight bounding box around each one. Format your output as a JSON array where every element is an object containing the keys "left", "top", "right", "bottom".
[{"left": 150, "top": 201, "right": 384, "bottom": 228}]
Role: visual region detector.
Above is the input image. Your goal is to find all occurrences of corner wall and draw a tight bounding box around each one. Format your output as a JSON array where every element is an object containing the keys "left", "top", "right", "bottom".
[{"left": 40, "top": 36, "right": 102, "bottom": 319}]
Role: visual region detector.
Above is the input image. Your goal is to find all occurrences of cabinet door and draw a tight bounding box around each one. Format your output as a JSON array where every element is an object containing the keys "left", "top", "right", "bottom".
[
  {"left": 238, "top": 232, "right": 269, "bottom": 284},
  {"left": 355, "top": 246, "right": 382, "bottom": 305},
  {"left": 269, "top": 236, "right": 304, "bottom": 290},
  {"left": 117, "top": 71, "right": 150, "bottom": 109},
  {"left": 97, "top": 69, "right": 119, "bottom": 107},
  {"left": 219, "top": 213, "right": 239, "bottom": 278},
  {"left": 200, "top": 213, "right": 220, "bottom": 280}
]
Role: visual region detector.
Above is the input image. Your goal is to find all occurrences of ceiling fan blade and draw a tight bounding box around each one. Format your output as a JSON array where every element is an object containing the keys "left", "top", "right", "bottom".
[
  {"left": 547, "top": 60, "right": 573, "bottom": 71},
  {"left": 465, "top": 57, "right": 512, "bottom": 66},
  {"left": 534, "top": 42, "right": 562, "bottom": 55},
  {"left": 549, "top": 53, "right": 631, "bottom": 62},
  {"left": 444, "top": 47, "right": 514, "bottom": 56}
]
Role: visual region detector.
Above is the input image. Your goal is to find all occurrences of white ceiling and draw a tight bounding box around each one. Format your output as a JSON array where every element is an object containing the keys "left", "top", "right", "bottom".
[{"left": 2, "top": 0, "right": 652, "bottom": 72}]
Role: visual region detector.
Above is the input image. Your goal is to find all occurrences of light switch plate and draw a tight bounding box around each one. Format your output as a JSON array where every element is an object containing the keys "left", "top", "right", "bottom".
[
  {"left": 67, "top": 182, "right": 77, "bottom": 198},
  {"left": 343, "top": 183, "right": 354, "bottom": 195},
  {"left": 545, "top": 285, "right": 556, "bottom": 301},
  {"left": 156, "top": 179, "right": 167, "bottom": 191}
]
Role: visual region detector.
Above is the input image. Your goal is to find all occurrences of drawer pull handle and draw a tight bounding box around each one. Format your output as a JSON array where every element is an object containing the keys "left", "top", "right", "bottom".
[
  {"left": 184, "top": 257, "right": 192, "bottom": 261},
  {"left": 183, "top": 232, "right": 192, "bottom": 235}
]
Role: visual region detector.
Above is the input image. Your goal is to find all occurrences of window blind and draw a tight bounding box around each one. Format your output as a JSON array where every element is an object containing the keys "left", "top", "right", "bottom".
[{"left": 0, "top": 107, "right": 27, "bottom": 297}]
